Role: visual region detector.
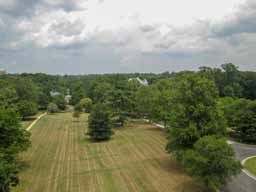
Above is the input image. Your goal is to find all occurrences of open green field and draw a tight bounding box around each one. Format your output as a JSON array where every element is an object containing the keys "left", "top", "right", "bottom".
[
  {"left": 13, "top": 112, "right": 202, "bottom": 192},
  {"left": 244, "top": 157, "right": 256, "bottom": 176}
]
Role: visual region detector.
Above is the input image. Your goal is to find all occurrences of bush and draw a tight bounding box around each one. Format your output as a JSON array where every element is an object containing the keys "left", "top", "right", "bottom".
[
  {"left": 184, "top": 136, "right": 241, "bottom": 191},
  {"left": 72, "top": 110, "right": 81, "bottom": 120},
  {"left": 47, "top": 103, "right": 59, "bottom": 113},
  {"left": 88, "top": 103, "right": 113, "bottom": 141}
]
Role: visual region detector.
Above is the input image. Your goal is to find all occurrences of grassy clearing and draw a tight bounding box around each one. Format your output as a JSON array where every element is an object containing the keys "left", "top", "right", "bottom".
[
  {"left": 244, "top": 157, "right": 256, "bottom": 176},
  {"left": 13, "top": 112, "right": 202, "bottom": 192}
]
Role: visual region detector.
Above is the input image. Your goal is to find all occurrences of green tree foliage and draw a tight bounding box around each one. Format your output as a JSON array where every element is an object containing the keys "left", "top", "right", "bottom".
[
  {"left": 17, "top": 101, "right": 38, "bottom": 120},
  {"left": 0, "top": 107, "right": 30, "bottom": 191},
  {"left": 235, "top": 100, "right": 256, "bottom": 143},
  {"left": 166, "top": 74, "right": 226, "bottom": 158},
  {"left": 126, "top": 80, "right": 143, "bottom": 116},
  {"left": 79, "top": 98, "right": 93, "bottom": 112},
  {"left": 109, "top": 84, "right": 131, "bottom": 127},
  {"left": 91, "top": 81, "right": 114, "bottom": 103},
  {"left": 221, "top": 63, "right": 243, "bottom": 98},
  {"left": 242, "top": 71, "right": 256, "bottom": 100},
  {"left": 37, "top": 92, "right": 50, "bottom": 110},
  {"left": 134, "top": 86, "right": 157, "bottom": 119},
  {"left": 47, "top": 103, "right": 59, "bottom": 113},
  {"left": 14, "top": 78, "right": 39, "bottom": 103},
  {"left": 88, "top": 104, "right": 113, "bottom": 141},
  {"left": 151, "top": 79, "right": 174, "bottom": 127},
  {"left": 184, "top": 136, "right": 241, "bottom": 191},
  {"left": 0, "top": 87, "right": 18, "bottom": 108},
  {"left": 52, "top": 94, "right": 66, "bottom": 111},
  {"left": 74, "top": 103, "right": 83, "bottom": 113},
  {"left": 217, "top": 97, "right": 250, "bottom": 128},
  {"left": 71, "top": 82, "right": 86, "bottom": 105}
]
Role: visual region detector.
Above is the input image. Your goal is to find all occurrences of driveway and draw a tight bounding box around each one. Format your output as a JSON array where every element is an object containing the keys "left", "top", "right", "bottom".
[{"left": 222, "top": 142, "right": 256, "bottom": 192}]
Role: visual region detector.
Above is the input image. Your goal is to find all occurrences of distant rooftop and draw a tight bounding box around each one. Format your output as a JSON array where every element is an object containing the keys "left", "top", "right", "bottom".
[{"left": 128, "top": 77, "right": 148, "bottom": 86}]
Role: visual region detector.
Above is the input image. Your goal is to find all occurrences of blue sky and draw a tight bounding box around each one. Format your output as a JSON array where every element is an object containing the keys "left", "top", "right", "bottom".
[{"left": 0, "top": 0, "right": 256, "bottom": 74}]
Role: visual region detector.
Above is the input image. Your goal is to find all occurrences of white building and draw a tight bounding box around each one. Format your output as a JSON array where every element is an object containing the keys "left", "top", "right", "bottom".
[
  {"left": 0, "top": 69, "right": 6, "bottom": 75},
  {"left": 50, "top": 91, "right": 61, "bottom": 97},
  {"left": 128, "top": 77, "right": 149, "bottom": 86}
]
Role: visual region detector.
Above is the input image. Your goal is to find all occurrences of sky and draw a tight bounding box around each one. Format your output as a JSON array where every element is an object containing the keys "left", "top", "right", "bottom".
[{"left": 0, "top": 0, "right": 256, "bottom": 74}]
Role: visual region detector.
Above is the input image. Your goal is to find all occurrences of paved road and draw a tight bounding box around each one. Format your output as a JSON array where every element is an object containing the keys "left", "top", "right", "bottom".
[{"left": 222, "top": 142, "right": 256, "bottom": 192}]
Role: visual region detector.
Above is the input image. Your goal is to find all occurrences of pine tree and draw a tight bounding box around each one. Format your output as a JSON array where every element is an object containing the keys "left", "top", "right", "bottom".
[{"left": 88, "top": 104, "right": 113, "bottom": 141}]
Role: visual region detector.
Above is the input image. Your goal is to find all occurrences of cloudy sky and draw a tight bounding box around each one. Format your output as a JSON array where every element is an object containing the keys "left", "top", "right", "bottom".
[{"left": 0, "top": 0, "right": 256, "bottom": 74}]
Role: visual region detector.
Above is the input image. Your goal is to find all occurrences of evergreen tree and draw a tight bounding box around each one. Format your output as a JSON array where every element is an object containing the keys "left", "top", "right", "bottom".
[{"left": 88, "top": 104, "right": 113, "bottom": 141}]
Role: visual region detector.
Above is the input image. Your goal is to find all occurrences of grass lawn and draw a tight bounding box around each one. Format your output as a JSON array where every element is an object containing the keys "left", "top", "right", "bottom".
[
  {"left": 244, "top": 157, "right": 256, "bottom": 176},
  {"left": 13, "top": 112, "right": 203, "bottom": 192}
]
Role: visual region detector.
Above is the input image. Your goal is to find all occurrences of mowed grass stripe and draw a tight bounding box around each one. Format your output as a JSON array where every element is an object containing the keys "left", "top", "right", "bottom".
[{"left": 14, "top": 112, "right": 202, "bottom": 192}]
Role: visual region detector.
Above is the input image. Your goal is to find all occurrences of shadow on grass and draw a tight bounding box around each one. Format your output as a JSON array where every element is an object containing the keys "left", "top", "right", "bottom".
[
  {"left": 22, "top": 117, "right": 37, "bottom": 121},
  {"left": 79, "top": 134, "right": 113, "bottom": 145},
  {"left": 17, "top": 160, "right": 31, "bottom": 172}
]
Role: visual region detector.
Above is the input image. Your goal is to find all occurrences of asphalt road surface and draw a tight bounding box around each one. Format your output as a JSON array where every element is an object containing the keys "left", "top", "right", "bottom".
[{"left": 222, "top": 142, "right": 256, "bottom": 192}]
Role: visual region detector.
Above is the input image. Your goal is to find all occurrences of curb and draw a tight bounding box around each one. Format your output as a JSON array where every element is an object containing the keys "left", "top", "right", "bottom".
[{"left": 241, "top": 156, "right": 256, "bottom": 181}]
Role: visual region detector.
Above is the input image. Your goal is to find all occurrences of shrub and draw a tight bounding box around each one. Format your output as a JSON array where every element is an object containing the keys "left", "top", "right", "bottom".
[{"left": 47, "top": 103, "right": 59, "bottom": 113}]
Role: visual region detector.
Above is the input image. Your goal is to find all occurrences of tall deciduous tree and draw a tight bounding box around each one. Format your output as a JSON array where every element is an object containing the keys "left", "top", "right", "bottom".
[
  {"left": 151, "top": 79, "right": 174, "bottom": 127},
  {"left": 221, "top": 63, "right": 243, "bottom": 98},
  {"left": 71, "top": 82, "right": 86, "bottom": 105},
  {"left": 166, "top": 74, "right": 226, "bottom": 158},
  {"left": 134, "top": 86, "right": 157, "bottom": 119}
]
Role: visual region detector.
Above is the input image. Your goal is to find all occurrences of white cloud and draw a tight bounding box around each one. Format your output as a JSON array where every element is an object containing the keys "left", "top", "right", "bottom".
[
  {"left": 2, "top": 0, "right": 256, "bottom": 73},
  {"left": 0, "top": 17, "right": 5, "bottom": 27},
  {"left": 17, "top": 0, "right": 246, "bottom": 49},
  {"left": 0, "top": 0, "right": 16, "bottom": 9}
]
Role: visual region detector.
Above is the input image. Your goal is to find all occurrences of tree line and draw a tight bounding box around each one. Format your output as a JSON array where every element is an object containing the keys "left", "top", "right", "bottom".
[{"left": 0, "top": 63, "right": 256, "bottom": 191}]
